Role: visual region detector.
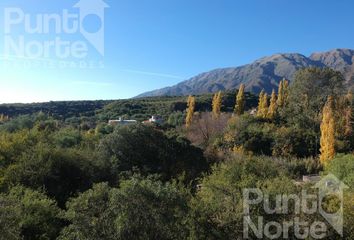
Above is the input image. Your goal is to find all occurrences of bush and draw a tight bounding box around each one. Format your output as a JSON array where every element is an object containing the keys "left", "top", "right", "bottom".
[
  {"left": 0, "top": 186, "right": 63, "bottom": 240},
  {"left": 1, "top": 146, "right": 96, "bottom": 207},
  {"left": 60, "top": 177, "right": 191, "bottom": 240},
  {"left": 189, "top": 155, "right": 295, "bottom": 239},
  {"left": 98, "top": 124, "right": 208, "bottom": 183},
  {"left": 325, "top": 154, "right": 354, "bottom": 188}
]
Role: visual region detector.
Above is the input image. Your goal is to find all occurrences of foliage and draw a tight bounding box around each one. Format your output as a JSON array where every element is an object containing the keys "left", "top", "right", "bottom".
[
  {"left": 325, "top": 154, "right": 354, "bottom": 188},
  {"left": 53, "top": 127, "right": 82, "bottom": 148},
  {"left": 267, "top": 89, "right": 277, "bottom": 119},
  {"left": 59, "top": 178, "right": 191, "bottom": 240},
  {"left": 0, "top": 186, "right": 63, "bottom": 240},
  {"left": 189, "top": 155, "right": 295, "bottom": 239},
  {"left": 0, "top": 101, "right": 110, "bottom": 120},
  {"left": 272, "top": 126, "right": 318, "bottom": 158},
  {"left": 167, "top": 111, "right": 185, "bottom": 127},
  {"left": 257, "top": 90, "right": 268, "bottom": 118},
  {"left": 1, "top": 146, "right": 97, "bottom": 207},
  {"left": 234, "top": 84, "right": 245, "bottom": 115},
  {"left": 285, "top": 67, "right": 345, "bottom": 128},
  {"left": 277, "top": 78, "right": 289, "bottom": 108},
  {"left": 212, "top": 91, "right": 222, "bottom": 119},
  {"left": 185, "top": 95, "right": 196, "bottom": 128},
  {"left": 186, "top": 112, "right": 230, "bottom": 148},
  {"left": 223, "top": 115, "right": 275, "bottom": 155},
  {"left": 320, "top": 96, "right": 336, "bottom": 165},
  {"left": 0, "top": 191, "right": 21, "bottom": 240},
  {"left": 98, "top": 124, "right": 208, "bottom": 183}
]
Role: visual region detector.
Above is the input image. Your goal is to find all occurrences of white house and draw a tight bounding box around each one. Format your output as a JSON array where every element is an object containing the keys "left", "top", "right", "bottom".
[
  {"left": 149, "top": 115, "right": 164, "bottom": 124},
  {"left": 108, "top": 117, "right": 137, "bottom": 126},
  {"left": 142, "top": 115, "right": 164, "bottom": 125}
]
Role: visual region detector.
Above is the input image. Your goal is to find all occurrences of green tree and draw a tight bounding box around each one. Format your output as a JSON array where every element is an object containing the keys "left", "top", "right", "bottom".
[
  {"left": 58, "top": 183, "right": 114, "bottom": 240},
  {"left": 1, "top": 146, "right": 96, "bottom": 207},
  {"left": 60, "top": 178, "right": 191, "bottom": 240},
  {"left": 0, "top": 186, "right": 63, "bottom": 240},
  {"left": 0, "top": 193, "right": 21, "bottom": 240},
  {"left": 190, "top": 155, "right": 296, "bottom": 239},
  {"left": 285, "top": 67, "right": 345, "bottom": 128},
  {"left": 325, "top": 154, "right": 354, "bottom": 188},
  {"left": 98, "top": 124, "right": 208, "bottom": 183},
  {"left": 168, "top": 111, "right": 185, "bottom": 127}
]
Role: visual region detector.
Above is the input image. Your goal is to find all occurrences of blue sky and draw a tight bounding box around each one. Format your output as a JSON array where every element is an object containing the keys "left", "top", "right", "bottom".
[{"left": 1, "top": 0, "right": 354, "bottom": 103}]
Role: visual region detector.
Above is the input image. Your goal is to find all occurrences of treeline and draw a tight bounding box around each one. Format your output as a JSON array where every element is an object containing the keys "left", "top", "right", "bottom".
[
  {"left": 0, "top": 93, "right": 258, "bottom": 123},
  {"left": 97, "top": 92, "right": 258, "bottom": 122},
  {"left": 0, "top": 100, "right": 112, "bottom": 119}
]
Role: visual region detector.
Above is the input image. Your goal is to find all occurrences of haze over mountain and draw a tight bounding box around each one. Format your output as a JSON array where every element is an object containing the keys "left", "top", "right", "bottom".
[{"left": 137, "top": 49, "right": 354, "bottom": 97}]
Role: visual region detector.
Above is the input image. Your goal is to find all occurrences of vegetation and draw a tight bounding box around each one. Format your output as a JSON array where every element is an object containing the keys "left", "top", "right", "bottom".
[
  {"left": 212, "top": 91, "right": 222, "bottom": 119},
  {"left": 257, "top": 89, "right": 268, "bottom": 118},
  {"left": 0, "top": 67, "right": 353, "bottom": 239},
  {"left": 234, "top": 83, "right": 245, "bottom": 115},
  {"left": 185, "top": 95, "right": 195, "bottom": 128},
  {"left": 320, "top": 96, "right": 336, "bottom": 165},
  {"left": 267, "top": 89, "right": 277, "bottom": 119}
]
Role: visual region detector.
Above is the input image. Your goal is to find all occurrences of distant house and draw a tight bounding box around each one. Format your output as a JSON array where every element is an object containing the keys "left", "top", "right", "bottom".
[
  {"left": 142, "top": 115, "right": 164, "bottom": 125},
  {"left": 249, "top": 108, "right": 257, "bottom": 116},
  {"left": 108, "top": 117, "right": 137, "bottom": 126},
  {"left": 294, "top": 174, "right": 321, "bottom": 186}
]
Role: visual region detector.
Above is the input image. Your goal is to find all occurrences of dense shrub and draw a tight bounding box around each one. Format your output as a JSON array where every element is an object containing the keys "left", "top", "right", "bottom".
[{"left": 59, "top": 178, "right": 191, "bottom": 240}]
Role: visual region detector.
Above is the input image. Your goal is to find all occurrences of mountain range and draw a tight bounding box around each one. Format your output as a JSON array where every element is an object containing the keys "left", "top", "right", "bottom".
[{"left": 137, "top": 49, "right": 354, "bottom": 97}]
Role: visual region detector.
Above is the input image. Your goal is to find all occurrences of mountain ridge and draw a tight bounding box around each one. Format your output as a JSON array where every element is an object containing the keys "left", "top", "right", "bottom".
[{"left": 137, "top": 49, "right": 354, "bottom": 97}]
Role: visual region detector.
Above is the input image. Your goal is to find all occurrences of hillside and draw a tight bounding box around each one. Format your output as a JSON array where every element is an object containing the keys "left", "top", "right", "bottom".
[
  {"left": 0, "top": 100, "right": 113, "bottom": 119},
  {"left": 0, "top": 92, "right": 258, "bottom": 122},
  {"left": 137, "top": 49, "right": 354, "bottom": 97}
]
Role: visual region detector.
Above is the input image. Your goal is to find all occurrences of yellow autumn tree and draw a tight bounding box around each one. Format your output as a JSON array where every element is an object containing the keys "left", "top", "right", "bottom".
[
  {"left": 257, "top": 90, "right": 268, "bottom": 118},
  {"left": 257, "top": 90, "right": 265, "bottom": 117},
  {"left": 234, "top": 84, "right": 246, "bottom": 115},
  {"left": 261, "top": 93, "right": 269, "bottom": 118},
  {"left": 185, "top": 95, "right": 195, "bottom": 128},
  {"left": 267, "top": 89, "right": 277, "bottom": 119},
  {"left": 320, "top": 96, "right": 336, "bottom": 166},
  {"left": 212, "top": 91, "right": 222, "bottom": 119},
  {"left": 277, "top": 79, "right": 289, "bottom": 108}
]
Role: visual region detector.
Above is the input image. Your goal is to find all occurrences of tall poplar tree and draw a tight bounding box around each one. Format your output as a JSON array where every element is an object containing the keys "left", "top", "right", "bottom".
[
  {"left": 268, "top": 89, "right": 277, "bottom": 119},
  {"left": 320, "top": 96, "right": 336, "bottom": 165},
  {"left": 257, "top": 90, "right": 265, "bottom": 117},
  {"left": 234, "top": 84, "right": 246, "bottom": 115},
  {"left": 212, "top": 91, "right": 222, "bottom": 119},
  {"left": 277, "top": 79, "right": 289, "bottom": 108},
  {"left": 257, "top": 90, "right": 268, "bottom": 118},
  {"left": 261, "top": 93, "right": 269, "bottom": 118},
  {"left": 185, "top": 95, "right": 195, "bottom": 128}
]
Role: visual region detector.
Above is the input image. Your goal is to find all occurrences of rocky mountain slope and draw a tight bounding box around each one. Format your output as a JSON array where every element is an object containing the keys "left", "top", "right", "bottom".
[{"left": 137, "top": 49, "right": 354, "bottom": 97}]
